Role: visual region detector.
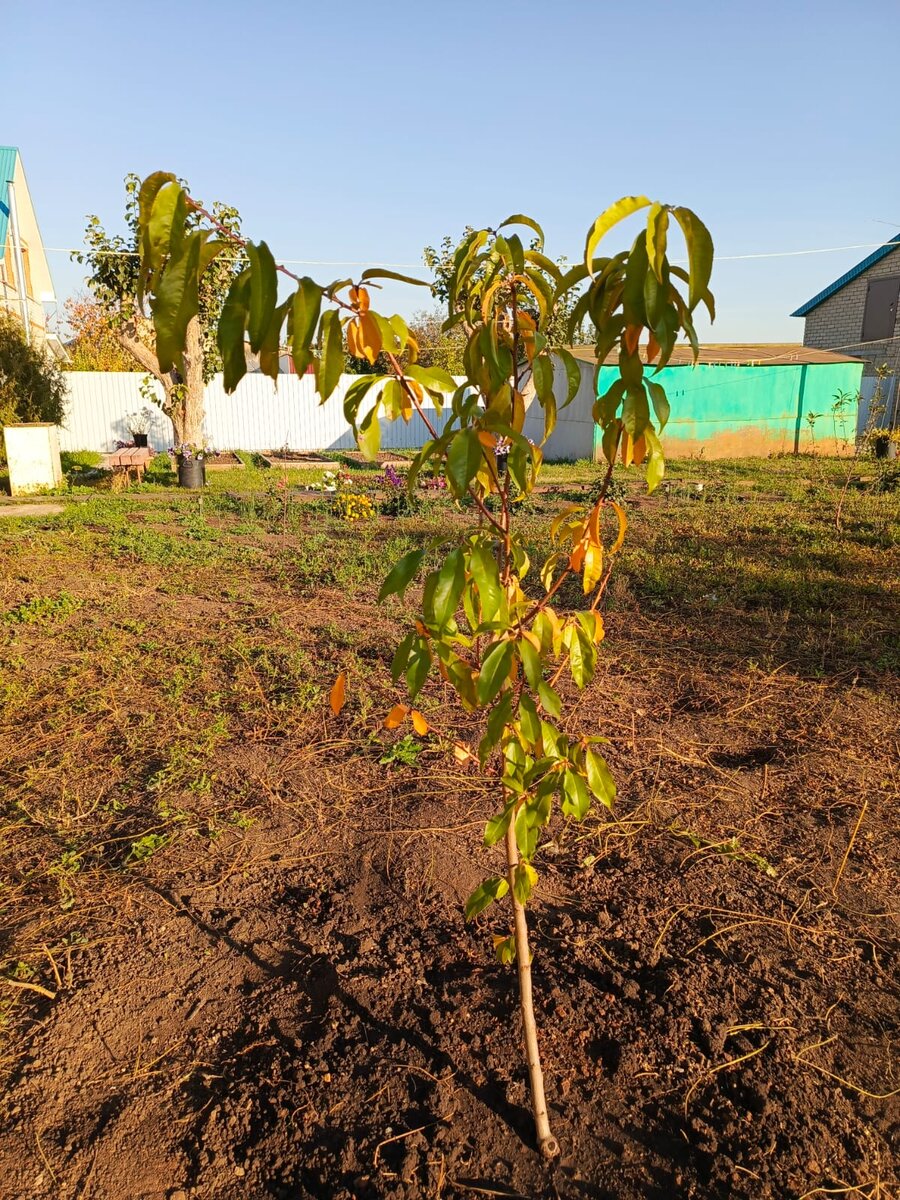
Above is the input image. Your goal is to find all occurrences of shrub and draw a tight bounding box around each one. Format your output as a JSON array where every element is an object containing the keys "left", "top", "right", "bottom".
[{"left": 0, "top": 313, "right": 68, "bottom": 433}]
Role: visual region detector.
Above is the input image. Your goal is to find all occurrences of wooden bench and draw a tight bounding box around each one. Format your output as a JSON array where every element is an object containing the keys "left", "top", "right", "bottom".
[{"left": 102, "top": 448, "right": 155, "bottom": 489}]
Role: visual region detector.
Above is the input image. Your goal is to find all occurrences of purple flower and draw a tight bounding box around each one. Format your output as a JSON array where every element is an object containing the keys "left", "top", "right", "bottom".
[{"left": 383, "top": 464, "right": 404, "bottom": 489}]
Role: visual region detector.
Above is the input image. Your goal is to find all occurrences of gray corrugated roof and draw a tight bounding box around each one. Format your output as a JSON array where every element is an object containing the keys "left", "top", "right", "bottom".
[{"left": 791, "top": 235, "right": 900, "bottom": 317}]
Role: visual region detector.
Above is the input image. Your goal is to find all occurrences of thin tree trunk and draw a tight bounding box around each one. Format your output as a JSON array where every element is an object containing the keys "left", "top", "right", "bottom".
[{"left": 504, "top": 821, "right": 560, "bottom": 1159}]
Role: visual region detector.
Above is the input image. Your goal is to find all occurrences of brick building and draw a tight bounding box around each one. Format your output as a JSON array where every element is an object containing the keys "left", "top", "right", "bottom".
[{"left": 793, "top": 236, "right": 900, "bottom": 430}]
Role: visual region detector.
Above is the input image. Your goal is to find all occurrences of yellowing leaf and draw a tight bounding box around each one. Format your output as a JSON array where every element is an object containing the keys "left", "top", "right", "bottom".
[
  {"left": 582, "top": 541, "right": 604, "bottom": 594},
  {"left": 329, "top": 671, "right": 347, "bottom": 715},
  {"left": 609, "top": 501, "right": 628, "bottom": 553},
  {"left": 384, "top": 704, "right": 409, "bottom": 730},
  {"left": 410, "top": 709, "right": 429, "bottom": 736},
  {"left": 584, "top": 195, "right": 652, "bottom": 273}
]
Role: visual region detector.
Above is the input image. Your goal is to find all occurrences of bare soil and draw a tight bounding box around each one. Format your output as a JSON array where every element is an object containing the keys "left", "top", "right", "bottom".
[{"left": 0, "top": 494, "right": 897, "bottom": 1200}]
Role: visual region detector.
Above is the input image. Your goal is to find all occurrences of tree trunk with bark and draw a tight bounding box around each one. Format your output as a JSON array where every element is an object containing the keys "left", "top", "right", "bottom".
[{"left": 115, "top": 312, "right": 206, "bottom": 447}]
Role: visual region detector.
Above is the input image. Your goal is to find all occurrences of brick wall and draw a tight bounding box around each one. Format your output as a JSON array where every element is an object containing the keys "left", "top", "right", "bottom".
[{"left": 801, "top": 245, "right": 900, "bottom": 378}]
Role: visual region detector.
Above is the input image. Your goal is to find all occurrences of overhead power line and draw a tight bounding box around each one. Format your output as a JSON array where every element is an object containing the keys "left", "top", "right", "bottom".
[{"left": 44, "top": 237, "right": 900, "bottom": 268}]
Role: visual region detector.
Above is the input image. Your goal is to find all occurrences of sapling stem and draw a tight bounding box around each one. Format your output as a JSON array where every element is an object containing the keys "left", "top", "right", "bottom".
[{"left": 504, "top": 819, "right": 560, "bottom": 1159}]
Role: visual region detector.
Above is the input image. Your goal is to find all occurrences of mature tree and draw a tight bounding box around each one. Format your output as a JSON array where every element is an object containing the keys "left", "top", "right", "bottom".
[
  {"left": 0, "top": 313, "right": 68, "bottom": 455},
  {"left": 64, "top": 294, "right": 141, "bottom": 372},
  {"left": 74, "top": 174, "right": 243, "bottom": 445},
  {"left": 424, "top": 230, "right": 595, "bottom": 346},
  {"left": 407, "top": 307, "right": 466, "bottom": 374}
]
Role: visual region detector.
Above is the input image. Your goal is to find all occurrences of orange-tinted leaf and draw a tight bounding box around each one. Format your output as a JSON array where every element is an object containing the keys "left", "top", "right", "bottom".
[
  {"left": 623, "top": 325, "right": 641, "bottom": 355},
  {"left": 357, "top": 313, "right": 382, "bottom": 364},
  {"left": 609, "top": 501, "right": 628, "bottom": 553},
  {"left": 329, "top": 671, "right": 347, "bottom": 715},
  {"left": 646, "top": 331, "right": 660, "bottom": 363},
  {"left": 410, "top": 710, "right": 429, "bottom": 736},
  {"left": 384, "top": 704, "right": 409, "bottom": 730}
]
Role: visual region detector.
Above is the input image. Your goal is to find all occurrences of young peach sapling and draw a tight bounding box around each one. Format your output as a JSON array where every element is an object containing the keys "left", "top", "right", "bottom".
[{"left": 135, "top": 175, "right": 714, "bottom": 1156}]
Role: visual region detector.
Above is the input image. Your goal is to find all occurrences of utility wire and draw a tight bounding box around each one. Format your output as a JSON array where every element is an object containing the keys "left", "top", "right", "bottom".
[{"left": 44, "top": 237, "right": 900, "bottom": 267}]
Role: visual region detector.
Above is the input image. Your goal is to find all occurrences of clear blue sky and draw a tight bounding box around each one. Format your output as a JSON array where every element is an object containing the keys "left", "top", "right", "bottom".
[{"left": 7, "top": 0, "right": 900, "bottom": 344}]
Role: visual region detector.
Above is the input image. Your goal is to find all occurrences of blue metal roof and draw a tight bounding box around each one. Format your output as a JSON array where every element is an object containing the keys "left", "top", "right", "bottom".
[
  {"left": 0, "top": 146, "right": 19, "bottom": 254},
  {"left": 792, "top": 233, "right": 900, "bottom": 317}
]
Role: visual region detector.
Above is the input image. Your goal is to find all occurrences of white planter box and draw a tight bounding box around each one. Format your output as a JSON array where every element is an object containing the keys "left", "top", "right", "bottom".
[{"left": 4, "top": 423, "right": 63, "bottom": 496}]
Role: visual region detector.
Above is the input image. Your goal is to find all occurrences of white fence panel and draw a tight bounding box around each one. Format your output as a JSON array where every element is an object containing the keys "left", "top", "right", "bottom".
[
  {"left": 59, "top": 373, "right": 167, "bottom": 453},
  {"left": 59, "top": 371, "right": 461, "bottom": 454}
]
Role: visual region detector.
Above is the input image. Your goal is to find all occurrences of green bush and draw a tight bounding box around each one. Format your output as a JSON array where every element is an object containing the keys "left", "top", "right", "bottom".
[{"left": 0, "top": 314, "right": 68, "bottom": 463}]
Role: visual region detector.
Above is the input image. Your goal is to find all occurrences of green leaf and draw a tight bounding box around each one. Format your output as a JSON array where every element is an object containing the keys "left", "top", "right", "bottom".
[
  {"left": 518, "top": 638, "right": 543, "bottom": 690},
  {"left": 562, "top": 769, "right": 591, "bottom": 820},
  {"left": 513, "top": 860, "right": 538, "bottom": 905},
  {"left": 585, "top": 196, "right": 652, "bottom": 273},
  {"left": 291, "top": 277, "right": 322, "bottom": 372},
  {"left": 315, "top": 309, "right": 343, "bottom": 401},
  {"left": 218, "top": 268, "right": 250, "bottom": 393},
  {"left": 358, "top": 402, "right": 382, "bottom": 461},
  {"left": 359, "top": 267, "right": 430, "bottom": 286},
  {"left": 538, "top": 681, "right": 561, "bottom": 717},
  {"left": 464, "top": 875, "right": 509, "bottom": 920},
  {"left": 406, "top": 637, "right": 431, "bottom": 698},
  {"left": 647, "top": 380, "right": 670, "bottom": 432},
  {"left": 585, "top": 749, "right": 617, "bottom": 809},
  {"left": 517, "top": 693, "right": 540, "bottom": 746},
  {"left": 246, "top": 241, "right": 278, "bottom": 353},
  {"left": 379, "top": 549, "right": 426, "bottom": 603},
  {"left": 151, "top": 231, "right": 203, "bottom": 374},
  {"left": 494, "top": 935, "right": 516, "bottom": 965},
  {"left": 380, "top": 378, "right": 404, "bottom": 421},
  {"left": 469, "top": 543, "right": 504, "bottom": 623},
  {"left": 446, "top": 428, "right": 483, "bottom": 497},
  {"left": 499, "top": 213, "right": 545, "bottom": 250},
  {"left": 259, "top": 296, "right": 291, "bottom": 381},
  {"left": 405, "top": 363, "right": 458, "bottom": 396},
  {"left": 484, "top": 804, "right": 515, "bottom": 847},
  {"left": 343, "top": 374, "right": 380, "bottom": 425},
  {"left": 565, "top": 624, "right": 588, "bottom": 687},
  {"left": 556, "top": 348, "right": 581, "bottom": 409},
  {"left": 671, "top": 207, "right": 714, "bottom": 311},
  {"left": 514, "top": 804, "right": 538, "bottom": 858},
  {"left": 139, "top": 178, "right": 184, "bottom": 300},
  {"left": 645, "top": 203, "right": 669, "bottom": 282},
  {"left": 431, "top": 548, "right": 466, "bottom": 627},
  {"left": 477, "top": 640, "right": 514, "bottom": 706},
  {"left": 390, "top": 630, "right": 415, "bottom": 681},
  {"left": 524, "top": 249, "right": 563, "bottom": 283},
  {"left": 532, "top": 355, "right": 554, "bottom": 406}
]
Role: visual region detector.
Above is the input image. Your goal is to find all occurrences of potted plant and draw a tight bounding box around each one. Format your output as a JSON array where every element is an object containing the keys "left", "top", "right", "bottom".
[
  {"left": 172, "top": 444, "right": 213, "bottom": 488},
  {"left": 125, "top": 407, "right": 155, "bottom": 448}
]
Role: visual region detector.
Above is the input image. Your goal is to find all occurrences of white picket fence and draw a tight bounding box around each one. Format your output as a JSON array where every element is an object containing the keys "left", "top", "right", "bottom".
[{"left": 57, "top": 371, "right": 460, "bottom": 454}]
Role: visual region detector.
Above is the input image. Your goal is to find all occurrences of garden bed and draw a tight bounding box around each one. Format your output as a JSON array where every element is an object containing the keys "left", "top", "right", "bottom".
[
  {"left": 205, "top": 451, "right": 246, "bottom": 472},
  {"left": 0, "top": 463, "right": 897, "bottom": 1200},
  {"left": 261, "top": 452, "right": 342, "bottom": 470}
]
